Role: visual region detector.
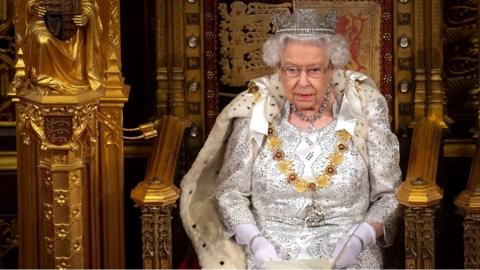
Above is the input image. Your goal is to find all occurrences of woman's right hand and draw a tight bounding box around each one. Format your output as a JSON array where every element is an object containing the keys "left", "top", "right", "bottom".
[
  {"left": 30, "top": 2, "right": 46, "bottom": 17},
  {"left": 73, "top": 13, "right": 89, "bottom": 27},
  {"left": 234, "top": 224, "right": 280, "bottom": 268},
  {"left": 250, "top": 236, "right": 280, "bottom": 268}
]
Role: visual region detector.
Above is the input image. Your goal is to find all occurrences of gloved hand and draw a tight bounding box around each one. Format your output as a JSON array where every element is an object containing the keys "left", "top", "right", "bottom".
[
  {"left": 235, "top": 224, "right": 280, "bottom": 268},
  {"left": 331, "top": 222, "right": 376, "bottom": 269},
  {"left": 250, "top": 235, "right": 280, "bottom": 268}
]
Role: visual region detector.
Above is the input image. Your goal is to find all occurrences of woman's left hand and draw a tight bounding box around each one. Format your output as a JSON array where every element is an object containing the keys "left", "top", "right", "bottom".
[{"left": 330, "top": 222, "right": 376, "bottom": 269}]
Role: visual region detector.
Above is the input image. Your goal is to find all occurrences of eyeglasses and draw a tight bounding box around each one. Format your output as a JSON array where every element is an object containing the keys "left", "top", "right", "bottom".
[{"left": 280, "top": 64, "right": 331, "bottom": 78}]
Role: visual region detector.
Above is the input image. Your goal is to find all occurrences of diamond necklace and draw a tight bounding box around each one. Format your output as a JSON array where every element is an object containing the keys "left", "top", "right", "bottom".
[{"left": 290, "top": 84, "right": 334, "bottom": 126}]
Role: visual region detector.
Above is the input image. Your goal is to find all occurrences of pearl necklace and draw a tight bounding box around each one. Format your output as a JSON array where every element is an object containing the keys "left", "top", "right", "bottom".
[{"left": 290, "top": 84, "right": 334, "bottom": 127}]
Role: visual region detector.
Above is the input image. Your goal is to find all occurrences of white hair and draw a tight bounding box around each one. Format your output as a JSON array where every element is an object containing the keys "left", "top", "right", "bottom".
[{"left": 262, "top": 33, "right": 350, "bottom": 70}]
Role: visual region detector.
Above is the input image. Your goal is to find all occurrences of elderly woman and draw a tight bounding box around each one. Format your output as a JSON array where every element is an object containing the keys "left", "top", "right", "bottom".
[{"left": 180, "top": 9, "right": 401, "bottom": 269}]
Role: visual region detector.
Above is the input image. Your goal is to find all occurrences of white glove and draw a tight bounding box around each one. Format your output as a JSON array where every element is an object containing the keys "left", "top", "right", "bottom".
[
  {"left": 331, "top": 222, "right": 376, "bottom": 269},
  {"left": 234, "top": 224, "right": 280, "bottom": 268}
]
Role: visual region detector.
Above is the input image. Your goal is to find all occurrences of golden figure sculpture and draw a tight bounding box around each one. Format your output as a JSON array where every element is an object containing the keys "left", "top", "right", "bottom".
[{"left": 23, "top": 0, "right": 103, "bottom": 95}]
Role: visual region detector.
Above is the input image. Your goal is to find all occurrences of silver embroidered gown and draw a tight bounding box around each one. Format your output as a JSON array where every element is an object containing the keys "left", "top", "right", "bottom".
[{"left": 216, "top": 99, "right": 401, "bottom": 269}]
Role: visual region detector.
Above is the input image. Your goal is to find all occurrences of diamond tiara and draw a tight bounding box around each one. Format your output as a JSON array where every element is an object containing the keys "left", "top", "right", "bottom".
[{"left": 272, "top": 9, "right": 337, "bottom": 35}]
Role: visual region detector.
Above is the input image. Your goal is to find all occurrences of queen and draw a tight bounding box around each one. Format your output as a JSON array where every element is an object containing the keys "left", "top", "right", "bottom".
[
  {"left": 23, "top": 0, "right": 103, "bottom": 95},
  {"left": 180, "top": 9, "right": 401, "bottom": 269}
]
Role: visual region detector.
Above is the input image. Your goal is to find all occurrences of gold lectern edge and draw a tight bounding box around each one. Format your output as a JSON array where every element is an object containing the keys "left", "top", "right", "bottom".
[
  {"left": 396, "top": 180, "right": 444, "bottom": 207},
  {"left": 131, "top": 182, "right": 181, "bottom": 207},
  {"left": 455, "top": 190, "right": 480, "bottom": 213}
]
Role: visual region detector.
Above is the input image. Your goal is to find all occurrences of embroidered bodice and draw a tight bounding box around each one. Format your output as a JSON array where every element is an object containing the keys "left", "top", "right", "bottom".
[{"left": 216, "top": 98, "right": 401, "bottom": 268}]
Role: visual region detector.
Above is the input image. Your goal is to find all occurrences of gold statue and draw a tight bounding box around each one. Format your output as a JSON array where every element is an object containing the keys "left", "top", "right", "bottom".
[{"left": 23, "top": 0, "right": 103, "bottom": 95}]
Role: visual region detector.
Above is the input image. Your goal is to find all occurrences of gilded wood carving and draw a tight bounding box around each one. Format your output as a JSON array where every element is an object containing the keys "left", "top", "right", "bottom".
[
  {"left": 218, "top": 1, "right": 290, "bottom": 86},
  {"left": 218, "top": 0, "right": 384, "bottom": 90},
  {"left": 455, "top": 140, "right": 480, "bottom": 268},
  {"left": 141, "top": 206, "right": 175, "bottom": 269},
  {"left": 21, "top": 0, "right": 104, "bottom": 95},
  {"left": 404, "top": 207, "right": 436, "bottom": 269},
  {"left": 17, "top": 102, "right": 98, "bottom": 150},
  {"left": 464, "top": 214, "right": 480, "bottom": 268},
  {"left": 443, "top": 1, "right": 479, "bottom": 138}
]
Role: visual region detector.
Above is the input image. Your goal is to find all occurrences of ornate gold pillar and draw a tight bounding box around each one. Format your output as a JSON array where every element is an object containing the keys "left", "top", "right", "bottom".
[
  {"left": 396, "top": 118, "right": 444, "bottom": 269},
  {"left": 455, "top": 141, "right": 480, "bottom": 268},
  {"left": 394, "top": 0, "right": 415, "bottom": 133},
  {"left": 97, "top": 1, "right": 129, "bottom": 265},
  {"left": 13, "top": 89, "right": 101, "bottom": 269},
  {"left": 413, "top": 0, "right": 427, "bottom": 120},
  {"left": 131, "top": 117, "right": 186, "bottom": 269},
  {"left": 403, "top": 207, "right": 436, "bottom": 269},
  {"left": 397, "top": 0, "right": 447, "bottom": 266},
  {"left": 155, "top": 0, "right": 204, "bottom": 147},
  {"left": 462, "top": 214, "right": 480, "bottom": 268},
  {"left": 426, "top": 0, "right": 445, "bottom": 124},
  {"left": 155, "top": 0, "right": 188, "bottom": 118},
  {"left": 412, "top": 0, "right": 445, "bottom": 124},
  {"left": 10, "top": 0, "right": 128, "bottom": 268}
]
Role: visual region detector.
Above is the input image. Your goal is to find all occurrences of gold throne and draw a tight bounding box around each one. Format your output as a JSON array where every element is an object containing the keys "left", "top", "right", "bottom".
[{"left": 154, "top": 0, "right": 479, "bottom": 268}]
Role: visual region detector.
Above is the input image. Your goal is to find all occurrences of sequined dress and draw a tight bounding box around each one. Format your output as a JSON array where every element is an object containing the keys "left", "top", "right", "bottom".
[{"left": 216, "top": 99, "right": 401, "bottom": 269}]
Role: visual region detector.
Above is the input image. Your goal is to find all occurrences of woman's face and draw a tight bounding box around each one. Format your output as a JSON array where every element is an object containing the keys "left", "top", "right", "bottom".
[{"left": 278, "top": 41, "right": 333, "bottom": 112}]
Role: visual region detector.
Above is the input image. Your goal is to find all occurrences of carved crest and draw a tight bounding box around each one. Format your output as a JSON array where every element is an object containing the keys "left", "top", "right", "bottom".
[
  {"left": 218, "top": 2, "right": 291, "bottom": 86},
  {"left": 43, "top": 0, "right": 82, "bottom": 40},
  {"left": 44, "top": 115, "right": 73, "bottom": 145}
]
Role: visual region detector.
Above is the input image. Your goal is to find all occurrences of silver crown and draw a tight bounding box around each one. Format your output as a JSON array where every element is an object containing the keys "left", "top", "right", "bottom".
[{"left": 272, "top": 9, "right": 337, "bottom": 35}]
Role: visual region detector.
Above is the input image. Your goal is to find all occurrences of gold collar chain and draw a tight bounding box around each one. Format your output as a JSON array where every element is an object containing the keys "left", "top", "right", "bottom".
[{"left": 266, "top": 124, "right": 352, "bottom": 193}]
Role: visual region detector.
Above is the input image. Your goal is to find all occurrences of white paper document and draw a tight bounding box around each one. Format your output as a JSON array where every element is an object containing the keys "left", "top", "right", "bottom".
[{"left": 263, "top": 258, "right": 333, "bottom": 269}]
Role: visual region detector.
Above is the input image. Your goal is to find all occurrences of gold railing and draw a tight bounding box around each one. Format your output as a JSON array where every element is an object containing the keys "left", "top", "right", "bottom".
[
  {"left": 454, "top": 140, "right": 480, "bottom": 268},
  {"left": 396, "top": 118, "right": 444, "bottom": 269},
  {"left": 130, "top": 116, "right": 188, "bottom": 269}
]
